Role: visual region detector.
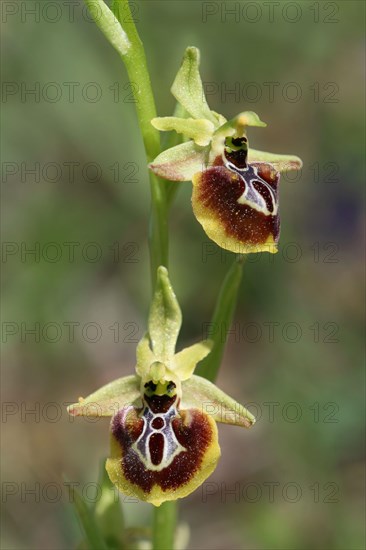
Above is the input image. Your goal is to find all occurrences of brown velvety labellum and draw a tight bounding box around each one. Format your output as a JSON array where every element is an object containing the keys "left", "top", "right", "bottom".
[
  {"left": 197, "top": 163, "right": 280, "bottom": 246},
  {"left": 111, "top": 407, "right": 215, "bottom": 494}
]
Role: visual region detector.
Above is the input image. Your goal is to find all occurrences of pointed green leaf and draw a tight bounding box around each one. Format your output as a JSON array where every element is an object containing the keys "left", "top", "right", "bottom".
[
  {"left": 249, "top": 149, "right": 303, "bottom": 172},
  {"left": 152, "top": 117, "right": 215, "bottom": 146},
  {"left": 182, "top": 375, "right": 255, "bottom": 428},
  {"left": 171, "top": 47, "right": 217, "bottom": 124},
  {"left": 149, "top": 141, "right": 207, "bottom": 181},
  {"left": 67, "top": 375, "right": 141, "bottom": 417},
  {"left": 84, "top": 0, "right": 130, "bottom": 58},
  {"left": 173, "top": 340, "right": 213, "bottom": 380},
  {"left": 196, "top": 256, "right": 244, "bottom": 382},
  {"left": 68, "top": 479, "right": 107, "bottom": 550},
  {"left": 148, "top": 266, "right": 182, "bottom": 361},
  {"left": 95, "top": 462, "right": 124, "bottom": 549}
]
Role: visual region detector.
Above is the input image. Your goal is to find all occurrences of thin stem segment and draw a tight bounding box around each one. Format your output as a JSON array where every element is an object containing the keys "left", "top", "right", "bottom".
[
  {"left": 152, "top": 501, "right": 177, "bottom": 550},
  {"left": 111, "top": 2, "right": 176, "bottom": 546},
  {"left": 112, "top": 0, "right": 168, "bottom": 281}
]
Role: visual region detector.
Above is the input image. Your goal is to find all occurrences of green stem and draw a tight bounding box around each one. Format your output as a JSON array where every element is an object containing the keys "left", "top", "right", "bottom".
[
  {"left": 85, "top": 3, "right": 245, "bottom": 545},
  {"left": 112, "top": 0, "right": 160, "bottom": 161},
  {"left": 149, "top": 172, "right": 169, "bottom": 279},
  {"left": 152, "top": 501, "right": 177, "bottom": 550},
  {"left": 112, "top": 0, "right": 168, "bottom": 281},
  {"left": 111, "top": 2, "right": 176, "bottom": 547}
]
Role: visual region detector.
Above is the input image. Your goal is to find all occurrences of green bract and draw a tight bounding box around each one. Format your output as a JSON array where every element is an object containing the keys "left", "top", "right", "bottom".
[{"left": 84, "top": 0, "right": 131, "bottom": 58}]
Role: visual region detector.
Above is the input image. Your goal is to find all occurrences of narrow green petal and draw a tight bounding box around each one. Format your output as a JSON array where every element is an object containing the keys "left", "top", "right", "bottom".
[
  {"left": 151, "top": 117, "right": 215, "bottom": 146},
  {"left": 135, "top": 332, "right": 155, "bottom": 379},
  {"left": 173, "top": 340, "right": 213, "bottom": 380},
  {"left": 216, "top": 111, "right": 267, "bottom": 137},
  {"left": 237, "top": 111, "right": 267, "bottom": 128},
  {"left": 67, "top": 375, "right": 141, "bottom": 417},
  {"left": 148, "top": 266, "right": 182, "bottom": 362},
  {"left": 171, "top": 47, "right": 218, "bottom": 124},
  {"left": 249, "top": 149, "right": 303, "bottom": 172},
  {"left": 149, "top": 141, "right": 206, "bottom": 182},
  {"left": 84, "top": 0, "right": 130, "bottom": 57},
  {"left": 182, "top": 375, "right": 255, "bottom": 428}
]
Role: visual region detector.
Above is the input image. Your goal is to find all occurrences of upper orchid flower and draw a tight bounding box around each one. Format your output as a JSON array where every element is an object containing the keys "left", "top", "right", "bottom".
[
  {"left": 149, "top": 47, "right": 303, "bottom": 254},
  {"left": 68, "top": 267, "right": 255, "bottom": 506}
]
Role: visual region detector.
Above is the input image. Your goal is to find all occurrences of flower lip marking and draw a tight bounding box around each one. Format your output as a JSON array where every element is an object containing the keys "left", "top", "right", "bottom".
[
  {"left": 151, "top": 416, "right": 165, "bottom": 430},
  {"left": 223, "top": 136, "right": 278, "bottom": 216},
  {"left": 132, "top": 383, "right": 186, "bottom": 471}
]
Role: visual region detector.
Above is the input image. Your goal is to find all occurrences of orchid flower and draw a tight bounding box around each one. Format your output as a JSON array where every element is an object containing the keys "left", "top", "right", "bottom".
[
  {"left": 68, "top": 267, "right": 255, "bottom": 506},
  {"left": 149, "top": 47, "right": 303, "bottom": 254}
]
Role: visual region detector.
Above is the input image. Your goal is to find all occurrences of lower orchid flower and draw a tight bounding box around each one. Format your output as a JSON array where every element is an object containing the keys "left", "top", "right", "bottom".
[
  {"left": 149, "top": 47, "right": 303, "bottom": 254},
  {"left": 68, "top": 266, "right": 255, "bottom": 506}
]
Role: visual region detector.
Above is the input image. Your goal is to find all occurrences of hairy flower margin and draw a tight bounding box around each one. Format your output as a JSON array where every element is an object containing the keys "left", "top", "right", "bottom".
[
  {"left": 68, "top": 267, "right": 255, "bottom": 506},
  {"left": 149, "top": 47, "right": 303, "bottom": 254}
]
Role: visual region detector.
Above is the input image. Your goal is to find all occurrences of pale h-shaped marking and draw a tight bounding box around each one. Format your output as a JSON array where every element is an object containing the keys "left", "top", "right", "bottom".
[
  {"left": 224, "top": 159, "right": 278, "bottom": 217},
  {"left": 132, "top": 402, "right": 186, "bottom": 472}
]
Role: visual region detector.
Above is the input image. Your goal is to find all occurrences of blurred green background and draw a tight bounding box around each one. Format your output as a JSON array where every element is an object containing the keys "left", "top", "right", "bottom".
[{"left": 1, "top": 1, "right": 365, "bottom": 549}]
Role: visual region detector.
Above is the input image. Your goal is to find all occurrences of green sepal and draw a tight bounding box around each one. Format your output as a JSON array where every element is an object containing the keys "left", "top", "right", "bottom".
[
  {"left": 67, "top": 375, "right": 141, "bottom": 418},
  {"left": 181, "top": 375, "right": 255, "bottom": 428},
  {"left": 149, "top": 141, "right": 207, "bottom": 181},
  {"left": 248, "top": 149, "right": 303, "bottom": 172},
  {"left": 171, "top": 47, "right": 218, "bottom": 124},
  {"left": 148, "top": 266, "right": 182, "bottom": 362},
  {"left": 151, "top": 116, "right": 215, "bottom": 146},
  {"left": 84, "top": 0, "right": 130, "bottom": 58}
]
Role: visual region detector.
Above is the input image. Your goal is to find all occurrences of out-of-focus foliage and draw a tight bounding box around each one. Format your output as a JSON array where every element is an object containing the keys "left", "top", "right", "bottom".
[{"left": 1, "top": 1, "right": 364, "bottom": 549}]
